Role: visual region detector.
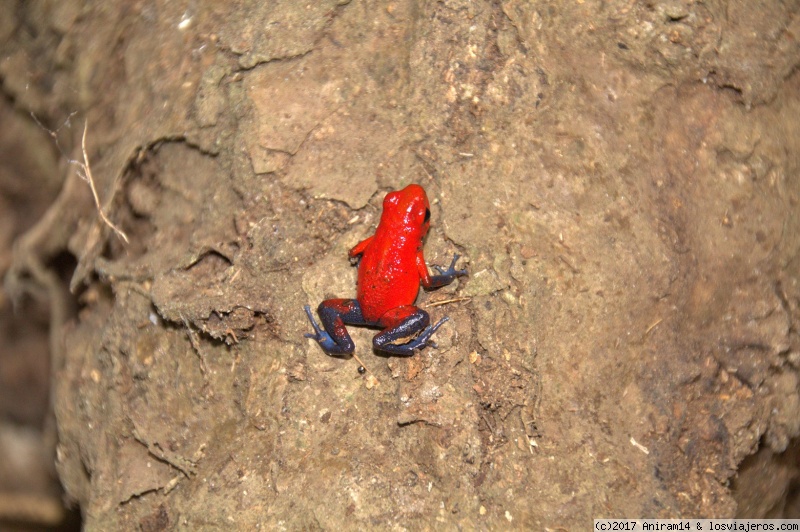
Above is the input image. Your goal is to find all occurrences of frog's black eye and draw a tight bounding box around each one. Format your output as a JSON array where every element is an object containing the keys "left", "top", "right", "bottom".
[{"left": 424, "top": 208, "right": 431, "bottom": 223}]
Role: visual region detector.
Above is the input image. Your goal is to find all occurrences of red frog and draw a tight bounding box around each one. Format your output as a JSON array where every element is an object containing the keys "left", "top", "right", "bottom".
[{"left": 304, "top": 184, "right": 467, "bottom": 356}]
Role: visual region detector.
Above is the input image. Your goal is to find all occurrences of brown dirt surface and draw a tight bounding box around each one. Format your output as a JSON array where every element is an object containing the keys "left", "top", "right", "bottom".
[{"left": 2, "top": 0, "right": 800, "bottom": 529}]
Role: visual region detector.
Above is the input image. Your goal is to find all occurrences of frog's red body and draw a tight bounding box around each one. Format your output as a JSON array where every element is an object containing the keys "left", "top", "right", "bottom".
[
  {"left": 304, "top": 184, "right": 466, "bottom": 356},
  {"left": 351, "top": 184, "right": 435, "bottom": 322}
]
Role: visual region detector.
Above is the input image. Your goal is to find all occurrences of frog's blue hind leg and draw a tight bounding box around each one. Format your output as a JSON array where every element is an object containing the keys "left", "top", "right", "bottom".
[
  {"left": 372, "top": 306, "right": 449, "bottom": 356},
  {"left": 304, "top": 299, "right": 369, "bottom": 356}
]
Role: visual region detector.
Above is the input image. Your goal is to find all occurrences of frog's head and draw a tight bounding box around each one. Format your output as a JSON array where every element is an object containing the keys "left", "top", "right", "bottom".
[{"left": 382, "top": 184, "right": 431, "bottom": 237}]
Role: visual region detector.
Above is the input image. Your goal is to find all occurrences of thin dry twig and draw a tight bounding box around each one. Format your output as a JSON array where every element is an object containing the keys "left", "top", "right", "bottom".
[
  {"left": 73, "top": 120, "right": 129, "bottom": 243},
  {"left": 352, "top": 352, "right": 379, "bottom": 386},
  {"left": 181, "top": 314, "right": 209, "bottom": 380},
  {"left": 131, "top": 425, "right": 197, "bottom": 477},
  {"left": 425, "top": 296, "right": 471, "bottom": 308},
  {"left": 644, "top": 318, "right": 663, "bottom": 337},
  {"left": 31, "top": 114, "right": 129, "bottom": 244}
]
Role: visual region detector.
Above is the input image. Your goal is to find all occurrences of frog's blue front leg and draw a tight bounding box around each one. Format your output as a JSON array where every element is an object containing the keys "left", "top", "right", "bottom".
[
  {"left": 304, "top": 299, "right": 370, "bottom": 356},
  {"left": 427, "top": 254, "right": 468, "bottom": 288}
]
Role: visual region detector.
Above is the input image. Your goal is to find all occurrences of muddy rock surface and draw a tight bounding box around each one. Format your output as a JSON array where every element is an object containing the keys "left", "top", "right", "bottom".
[{"left": 2, "top": 1, "right": 800, "bottom": 528}]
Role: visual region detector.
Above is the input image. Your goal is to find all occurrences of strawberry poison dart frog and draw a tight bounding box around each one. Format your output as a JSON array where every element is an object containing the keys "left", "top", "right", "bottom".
[{"left": 304, "top": 184, "right": 467, "bottom": 356}]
